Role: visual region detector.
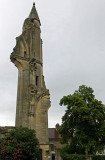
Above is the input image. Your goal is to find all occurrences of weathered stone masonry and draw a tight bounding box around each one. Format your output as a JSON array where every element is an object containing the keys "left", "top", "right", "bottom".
[
  {"left": 10, "top": 3, "right": 50, "bottom": 145},
  {"left": 0, "top": 3, "right": 63, "bottom": 160}
]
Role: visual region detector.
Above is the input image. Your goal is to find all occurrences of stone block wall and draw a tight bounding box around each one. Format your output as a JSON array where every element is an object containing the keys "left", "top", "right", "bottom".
[{"left": 0, "top": 126, "right": 15, "bottom": 138}]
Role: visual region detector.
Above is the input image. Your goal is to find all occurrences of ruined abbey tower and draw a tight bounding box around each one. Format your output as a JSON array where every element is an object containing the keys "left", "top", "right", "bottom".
[
  {"left": 0, "top": 3, "right": 63, "bottom": 160},
  {"left": 10, "top": 3, "right": 50, "bottom": 147}
]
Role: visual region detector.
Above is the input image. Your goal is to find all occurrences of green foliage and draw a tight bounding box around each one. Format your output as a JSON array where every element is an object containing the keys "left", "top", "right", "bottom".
[
  {"left": 59, "top": 85, "right": 105, "bottom": 155},
  {"left": 92, "top": 155, "right": 105, "bottom": 160},
  {"left": 60, "top": 151, "right": 86, "bottom": 160},
  {"left": 60, "top": 152, "right": 105, "bottom": 160},
  {"left": 0, "top": 138, "right": 22, "bottom": 160},
  {"left": 0, "top": 127, "right": 40, "bottom": 160}
]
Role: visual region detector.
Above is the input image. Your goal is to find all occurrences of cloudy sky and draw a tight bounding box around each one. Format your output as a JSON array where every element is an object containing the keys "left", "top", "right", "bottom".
[{"left": 0, "top": 0, "right": 105, "bottom": 127}]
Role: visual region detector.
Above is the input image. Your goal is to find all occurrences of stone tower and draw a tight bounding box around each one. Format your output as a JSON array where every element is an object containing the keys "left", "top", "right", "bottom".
[{"left": 10, "top": 3, "right": 50, "bottom": 145}]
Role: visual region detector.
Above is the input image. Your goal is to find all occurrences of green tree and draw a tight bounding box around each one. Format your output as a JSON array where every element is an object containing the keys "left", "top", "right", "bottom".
[
  {"left": 0, "top": 127, "right": 40, "bottom": 160},
  {"left": 59, "top": 85, "right": 105, "bottom": 155}
]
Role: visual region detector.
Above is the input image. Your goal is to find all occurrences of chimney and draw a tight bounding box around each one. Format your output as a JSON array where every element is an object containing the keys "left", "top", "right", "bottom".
[{"left": 55, "top": 123, "right": 60, "bottom": 130}]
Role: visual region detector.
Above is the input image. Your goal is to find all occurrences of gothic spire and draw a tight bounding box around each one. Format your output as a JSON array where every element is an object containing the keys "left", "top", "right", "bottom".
[{"left": 29, "top": 3, "right": 40, "bottom": 23}]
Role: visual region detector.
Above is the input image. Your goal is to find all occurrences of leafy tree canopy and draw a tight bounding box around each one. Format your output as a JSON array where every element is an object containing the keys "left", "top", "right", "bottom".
[{"left": 59, "top": 85, "right": 105, "bottom": 155}]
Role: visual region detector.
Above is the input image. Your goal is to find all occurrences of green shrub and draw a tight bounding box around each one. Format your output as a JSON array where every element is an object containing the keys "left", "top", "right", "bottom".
[
  {"left": 60, "top": 154, "right": 105, "bottom": 160},
  {"left": 0, "top": 138, "right": 22, "bottom": 160},
  {"left": 0, "top": 127, "right": 40, "bottom": 160},
  {"left": 92, "top": 155, "right": 105, "bottom": 160},
  {"left": 61, "top": 153, "right": 86, "bottom": 160}
]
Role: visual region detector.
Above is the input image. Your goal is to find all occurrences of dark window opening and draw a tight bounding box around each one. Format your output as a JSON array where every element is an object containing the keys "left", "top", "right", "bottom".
[
  {"left": 52, "top": 154, "right": 55, "bottom": 160},
  {"left": 24, "top": 51, "right": 27, "bottom": 57},
  {"left": 36, "top": 76, "right": 38, "bottom": 86},
  {"left": 31, "top": 19, "right": 34, "bottom": 23},
  {"left": 34, "top": 52, "right": 35, "bottom": 57}
]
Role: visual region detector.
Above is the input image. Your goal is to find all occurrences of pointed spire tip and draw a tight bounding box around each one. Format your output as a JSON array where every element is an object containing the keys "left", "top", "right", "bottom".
[{"left": 29, "top": 2, "right": 40, "bottom": 24}]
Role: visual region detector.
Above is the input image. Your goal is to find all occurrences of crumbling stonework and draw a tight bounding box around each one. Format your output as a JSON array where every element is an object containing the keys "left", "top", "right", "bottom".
[
  {"left": 0, "top": 3, "right": 63, "bottom": 160},
  {"left": 0, "top": 127, "right": 15, "bottom": 138},
  {"left": 10, "top": 3, "right": 50, "bottom": 146},
  {"left": 10, "top": 3, "right": 51, "bottom": 160}
]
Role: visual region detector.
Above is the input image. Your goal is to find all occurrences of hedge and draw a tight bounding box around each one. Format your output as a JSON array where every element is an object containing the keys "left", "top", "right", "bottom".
[
  {"left": 61, "top": 154, "right": 86, "bottom": 160},
  {"left": 92, "top": 155, "right": 105, "bottom": 160},
  {"left": 61, "top": 154, "right": 105, "bottom": 160}
]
